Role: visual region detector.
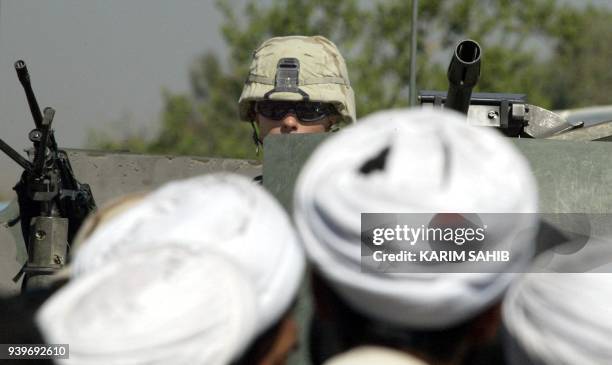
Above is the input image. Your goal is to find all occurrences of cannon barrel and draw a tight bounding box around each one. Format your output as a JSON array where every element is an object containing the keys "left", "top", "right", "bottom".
[{"left": 446, "top": 40, "right": 481, "bottom": 114}]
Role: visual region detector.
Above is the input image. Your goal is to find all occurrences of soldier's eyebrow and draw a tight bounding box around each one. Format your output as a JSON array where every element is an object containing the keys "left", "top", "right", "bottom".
[{"left": 359, "top": 146, "right": 390, "bottom": 174}]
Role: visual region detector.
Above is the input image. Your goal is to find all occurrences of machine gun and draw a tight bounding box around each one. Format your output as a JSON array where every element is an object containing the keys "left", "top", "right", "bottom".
[
  {"left": 0, "top": 60, "right": 96, "bottom": 291},
  {"left": 419, "top": 39, "right": 580, "bottom": 138}
]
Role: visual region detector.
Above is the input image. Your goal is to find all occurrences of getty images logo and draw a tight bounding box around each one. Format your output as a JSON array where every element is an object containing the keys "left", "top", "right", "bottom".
[{"left": 371, "top": 213, "right": 487, "bottom": 247}]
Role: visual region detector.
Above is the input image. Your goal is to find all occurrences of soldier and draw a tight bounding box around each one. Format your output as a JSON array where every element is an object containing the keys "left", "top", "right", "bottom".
[
  {"left": 293, "top": 108, "right": 540, "bottom": 365},
  {"left": 238, "top": 35, "right": 356, "bottom": 150}
]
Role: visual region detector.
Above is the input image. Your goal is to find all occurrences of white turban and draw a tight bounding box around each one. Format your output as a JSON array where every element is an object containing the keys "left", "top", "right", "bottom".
[
  {"left": 72, "top": 173, "right": 304, "bottom": 335},
  {"left": 37, "top": 246, "right": 257, "bottom": 365},
  {"left": 503, "top": 240, "right": 612, "bottom": 365},
  {"left": 294, "top": 108, "right": 538, "bottom": 329}
]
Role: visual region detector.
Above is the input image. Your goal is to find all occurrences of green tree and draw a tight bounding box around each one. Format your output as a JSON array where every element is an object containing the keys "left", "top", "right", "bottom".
[
  {"left": 90, "top": 0, "right": 612, "bottom": 157},
  {"left": 542, "top": 5, "right": 612, "bottom": 109}
]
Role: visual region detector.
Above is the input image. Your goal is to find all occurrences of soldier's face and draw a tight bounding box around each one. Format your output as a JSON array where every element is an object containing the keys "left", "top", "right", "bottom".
[
  {"left": 254, "top": 100, "right": 337, "bottom": 140},
  {"left": 256, "top": 112, "right": 333, "bottom": 139}
]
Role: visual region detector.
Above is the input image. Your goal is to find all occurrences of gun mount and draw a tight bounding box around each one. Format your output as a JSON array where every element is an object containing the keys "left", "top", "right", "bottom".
[
  {"left": 0, "top": 60, "right": 96, "bottom": 291},
  {"left": 419, "top": 40, "right": 580, "bottom": 138}
]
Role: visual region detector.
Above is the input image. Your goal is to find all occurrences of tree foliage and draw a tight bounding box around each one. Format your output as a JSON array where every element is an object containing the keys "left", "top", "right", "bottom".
[{"left": 90, "top": 0, "right": 612, "bottom": 158}]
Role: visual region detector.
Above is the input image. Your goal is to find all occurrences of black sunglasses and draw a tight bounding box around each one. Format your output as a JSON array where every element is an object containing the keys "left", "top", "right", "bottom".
[{"left": 255, "top": 101, "right": 337, "bottom": 122}]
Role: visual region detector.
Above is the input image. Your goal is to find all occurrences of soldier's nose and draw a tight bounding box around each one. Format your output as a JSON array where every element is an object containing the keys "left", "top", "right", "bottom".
[{"left": 281, "top": 114, "right": 299, "bottom": 133}]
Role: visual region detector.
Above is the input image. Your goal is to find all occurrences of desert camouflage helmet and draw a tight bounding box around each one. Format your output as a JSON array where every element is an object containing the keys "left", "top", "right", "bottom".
[{"left": 239, "top": 35, "right": 356, "bottom": 124}]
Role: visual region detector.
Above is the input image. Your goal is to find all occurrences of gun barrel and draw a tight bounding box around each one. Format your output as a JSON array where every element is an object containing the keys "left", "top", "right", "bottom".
[
  {"left": 15, "top": 60, "right": 43, "bottom": 129},
  {"left": 446, "top": 40, "right": 481, "bottom": 114},
  {"left": 0, "top": 138, "right": 33, "bottom": 172}
]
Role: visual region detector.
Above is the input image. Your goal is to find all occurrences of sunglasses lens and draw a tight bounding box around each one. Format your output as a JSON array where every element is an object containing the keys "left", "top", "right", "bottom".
[
  {"left": 257, "top": 101, "right": 287, "bottom": 120},
  {"left": 256, "top": 101, "right": 335, "bottom": 122},
  {"left": 295, "top": 103, "right": 331, "bottom": 122}
]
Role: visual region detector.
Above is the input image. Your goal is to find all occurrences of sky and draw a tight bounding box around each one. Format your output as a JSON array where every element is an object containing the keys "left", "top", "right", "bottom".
[
  {"left": 0, "top": 0, "right": 233, "bottom": 145},
  {"left": 0, "top": 0, "right": 238, "bottom": 197}
]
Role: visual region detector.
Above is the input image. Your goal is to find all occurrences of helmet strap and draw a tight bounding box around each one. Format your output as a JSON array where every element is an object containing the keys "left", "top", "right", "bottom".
[{"left": 250, "top": 121, "right": 263, "bottom": 156}]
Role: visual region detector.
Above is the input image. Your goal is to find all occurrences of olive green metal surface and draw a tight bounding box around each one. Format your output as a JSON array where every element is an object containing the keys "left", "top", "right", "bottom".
[{"left": 263, "top": 134, "right": 612, "bottom": 215}]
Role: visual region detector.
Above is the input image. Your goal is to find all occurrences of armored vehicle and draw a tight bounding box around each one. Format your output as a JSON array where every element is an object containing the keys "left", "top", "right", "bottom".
[{"left": 263, "top": 40, "right": 612, "bottom": 247}]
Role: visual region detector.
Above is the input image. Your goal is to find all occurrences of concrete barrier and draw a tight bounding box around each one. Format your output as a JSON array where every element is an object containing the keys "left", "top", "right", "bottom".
[{"left": 0, "top": 149, "right": 261, "bottom": 294}]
